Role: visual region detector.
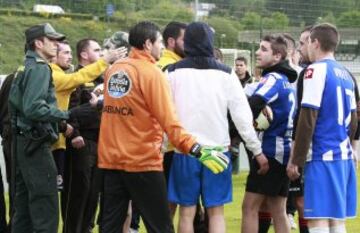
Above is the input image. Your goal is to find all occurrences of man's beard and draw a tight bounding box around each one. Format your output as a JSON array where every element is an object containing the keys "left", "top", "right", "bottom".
[
  {"left": 174, "top": 44, "right": 185, "bottom": 58},
  {"left": 59, "top": 62, "right": 71, "bottom": 70}
]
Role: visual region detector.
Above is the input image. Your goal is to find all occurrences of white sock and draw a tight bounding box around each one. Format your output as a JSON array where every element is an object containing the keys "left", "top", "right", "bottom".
[
  {"left": 309, "top": 227, "right": 330, "bottom": 233},
  {"left": 330, "top": 225, "right": 346, "bottom": 233}
]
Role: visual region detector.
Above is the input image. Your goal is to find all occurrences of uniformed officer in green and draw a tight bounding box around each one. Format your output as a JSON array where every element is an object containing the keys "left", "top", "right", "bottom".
[{"left": 8, "top": 23, "right": 70, "bottom": 233}]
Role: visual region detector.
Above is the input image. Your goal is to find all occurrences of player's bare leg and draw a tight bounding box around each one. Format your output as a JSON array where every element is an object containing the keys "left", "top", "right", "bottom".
[
  {"left": 207, "top": 205, "right": 225, "bottom": 233},
  {"left": 307, "top": 219, "right": 330, "bottom": 233},
  {"left": 267, "top": 196, "right": 290, "bottom": 233},
  {"left": 241, "top": 192, "right": 266, "bottom": 233},
  {"left": 178, "top": 205, "right": 196, "bottom": 233}
]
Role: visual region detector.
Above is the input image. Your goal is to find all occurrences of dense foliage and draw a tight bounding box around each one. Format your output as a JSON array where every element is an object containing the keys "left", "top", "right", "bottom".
[{"left": 0, "top": 0, "right": 360, "bottom": 73}]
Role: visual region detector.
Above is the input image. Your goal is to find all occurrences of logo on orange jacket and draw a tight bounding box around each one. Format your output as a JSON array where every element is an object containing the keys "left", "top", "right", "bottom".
[{"left": 108, "top": 70, "right": 132, "bottom": 98}]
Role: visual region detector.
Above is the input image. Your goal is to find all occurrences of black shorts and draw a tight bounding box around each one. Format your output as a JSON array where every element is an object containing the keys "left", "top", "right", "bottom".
[
  {"left": 246, "top": 157, "right": 289, "bottom": 197},
  {"left": 288, "top": 168, "right": 304, "bottom": 196}
]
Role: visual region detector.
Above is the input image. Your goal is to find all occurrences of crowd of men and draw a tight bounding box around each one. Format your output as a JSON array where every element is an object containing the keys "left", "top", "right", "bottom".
[{"left": 0, "top": 19, "right": 357, "bottom": 233}]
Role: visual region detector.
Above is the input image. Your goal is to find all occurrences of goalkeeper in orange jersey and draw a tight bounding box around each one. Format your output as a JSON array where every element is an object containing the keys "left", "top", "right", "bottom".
[{"left": 97, "top": 21, "right": 231, "bottom": 233}]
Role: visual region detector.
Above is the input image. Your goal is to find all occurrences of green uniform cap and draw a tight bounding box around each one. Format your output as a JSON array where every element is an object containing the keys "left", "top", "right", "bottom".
[{"left": 25, "top": 23, "right": 65, "bottom": 44}]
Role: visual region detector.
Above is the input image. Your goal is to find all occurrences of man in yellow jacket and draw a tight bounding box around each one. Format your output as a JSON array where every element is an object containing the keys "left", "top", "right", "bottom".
[
  {"left": 157, "top": 21, "right": 186, "bottom": 177},
  {"left": 50, "top": 40, "right": 126, "bottom": 192},
  {"left": 157, "top": 21, "right": 186, "bottom": 70},
  {"left": 157, "top": 21, "right": 187, "bottom": 220}
]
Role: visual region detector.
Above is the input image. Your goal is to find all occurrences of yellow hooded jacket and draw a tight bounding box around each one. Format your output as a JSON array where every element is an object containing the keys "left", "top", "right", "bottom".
[
  {"left": 51, "top": 58, "right": 108, "bottom": 150},
  {"left": 157, "top": 49, "right": 182, "bottom": 70}
]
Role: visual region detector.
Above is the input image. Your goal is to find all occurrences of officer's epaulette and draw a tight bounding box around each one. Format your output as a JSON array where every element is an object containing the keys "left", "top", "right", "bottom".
[
  {"left": 17, "top": 65, "right": 25, "bottom": 72},
  {"left": 13, "top": 65, "right": 25, "bottom": 79},
  {"left": 35, "top": 57, "right": 47, "bottom": 63}
]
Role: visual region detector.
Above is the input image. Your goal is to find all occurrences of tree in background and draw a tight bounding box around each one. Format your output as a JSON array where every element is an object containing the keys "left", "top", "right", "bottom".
[
  {"left": 206, "top": 16, "right": 243, "bottom": 47},
  {"left": 337, "top": 10, "right": 360, "bottom": 27}
]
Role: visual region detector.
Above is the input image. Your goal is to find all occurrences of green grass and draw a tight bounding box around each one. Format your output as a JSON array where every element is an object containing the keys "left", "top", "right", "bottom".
[{"left": 4, "top": 171, "right": 359, "bottom": 232}]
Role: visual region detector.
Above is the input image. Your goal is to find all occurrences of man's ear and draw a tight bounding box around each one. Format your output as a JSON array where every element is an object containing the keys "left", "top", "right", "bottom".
[
  {"left": 167, "top": 37, "right": 175, "bottom": 48},
  {"left": 80, "top": 51, "right": 88, "bottom": 60},
  {"left": 313, "top": 38, "right": 320, "bottom": 50},
  {"left": 34, "top": 39, "right": 44, "bottom": 50},
  {"left": 273, "top": 53, "right": 282, "bottom": 63},
  {"left": 144, "top": 38, "right": 153, "bottom": 51}
]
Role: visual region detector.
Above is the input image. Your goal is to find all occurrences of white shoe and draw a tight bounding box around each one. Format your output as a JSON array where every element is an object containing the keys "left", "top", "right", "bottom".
[{"left": 288, "top": 214, "right": 297, "bottom": 229}]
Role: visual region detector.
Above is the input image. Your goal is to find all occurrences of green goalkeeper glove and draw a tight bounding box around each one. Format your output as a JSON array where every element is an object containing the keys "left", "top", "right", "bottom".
[{"left": 190, "top": 143, "right": 229, "bottom": 174}]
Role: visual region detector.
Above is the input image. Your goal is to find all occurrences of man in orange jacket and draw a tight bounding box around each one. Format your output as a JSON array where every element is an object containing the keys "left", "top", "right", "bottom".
[{"left": 97, "top": 21, "right": 230, "bottom": 233}]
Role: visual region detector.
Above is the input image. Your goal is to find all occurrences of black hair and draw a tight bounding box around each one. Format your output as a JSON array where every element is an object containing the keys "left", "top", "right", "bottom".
[
  {"left": 262, "top": 34, "right": 288, "bottom": 60},
  {"left": 27, "top": 37, "right": 44, "bottom": 51},
  {"left": 310, "top": 23, "right": 339, "bottom": 52},
  {"left": 235, "top": 56, "right": 248, "bottom": 65},
  {"left": 129, "top": 21, "right": 160, "bottom": 50},
  {"left": 163, "top": 21, "right": 187, "bottom": 47},
  {"left": 76, "top": 38, "right": 97, "bottom": 61}
]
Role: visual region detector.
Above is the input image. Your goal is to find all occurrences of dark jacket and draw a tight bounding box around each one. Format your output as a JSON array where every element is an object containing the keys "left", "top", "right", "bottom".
[
  {"left": 240, "top": 71, "right": 253, "bottom": 88},
  {"left": 68, "top": 65, "right": 102, "bottom": 141},
  {"left": 0, "top": 73, "right": 14, "bottom": 139},
  {"left": 292, "top": 63, "right": 309, "bottom": 140},
  {"left": 169, "top": 22, "right": 231, "bottom": 73},
  {"left": 261, "top": 60, "right": 297, "bottom": 83},
  {"left": 8, "top": 51, "right": 68, "bottom": 135}
]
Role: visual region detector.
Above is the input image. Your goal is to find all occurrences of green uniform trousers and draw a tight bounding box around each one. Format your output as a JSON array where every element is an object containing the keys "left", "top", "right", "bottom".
[{"left": 12, "top": 135, "right": 58, "bottom": 233}]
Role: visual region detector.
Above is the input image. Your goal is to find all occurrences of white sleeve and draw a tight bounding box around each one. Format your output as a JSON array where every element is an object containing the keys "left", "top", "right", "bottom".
[
  {"left": 255, "top": 74, "right": 278, "bottom": 103},
  {"left": 227, "top": 73, "right": 262, "bottom": 155},
  {"left": 351, "top": 80, "right": 357, "bottom": 111},
  {"left": 244, "top": 82, "right": 259, "bottom": 97},
  {"left": 350, "top": 91, "right": 356, "bottom": 111},
  {"left": 301, "top": 63, "right": 327, "bottom": 109}
]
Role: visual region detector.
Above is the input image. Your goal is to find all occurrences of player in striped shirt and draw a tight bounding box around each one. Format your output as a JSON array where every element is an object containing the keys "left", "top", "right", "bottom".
[{"left": 287, "top": 23, "right": 357, "bottom": 233}]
